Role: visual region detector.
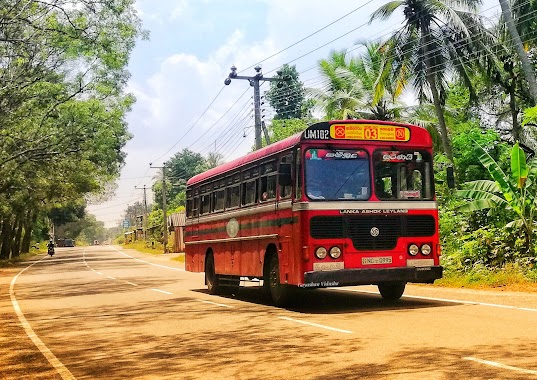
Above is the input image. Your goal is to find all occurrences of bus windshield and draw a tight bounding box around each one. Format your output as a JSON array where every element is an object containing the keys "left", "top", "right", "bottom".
[
  {"left": 305, "top": 148, "right": 370, "bottom": 200},
  {"left": 373, "top": 150, "right": 434, "bottom": 200}
]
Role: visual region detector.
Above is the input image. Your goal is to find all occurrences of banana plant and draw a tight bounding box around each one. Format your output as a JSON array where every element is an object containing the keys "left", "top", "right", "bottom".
[{"left": 457, "top": 142, "right": 537, "bottom": 254}]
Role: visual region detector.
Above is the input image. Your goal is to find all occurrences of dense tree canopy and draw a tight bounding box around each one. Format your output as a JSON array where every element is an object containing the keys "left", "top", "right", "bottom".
[{"left": 0, "top": 0, "right": 145, "bottom": 258}]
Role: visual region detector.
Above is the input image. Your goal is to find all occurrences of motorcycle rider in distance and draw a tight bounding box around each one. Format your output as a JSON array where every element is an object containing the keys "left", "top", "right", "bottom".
[{"left": 47, "top": 239, "right": 55, "bottom": 256}]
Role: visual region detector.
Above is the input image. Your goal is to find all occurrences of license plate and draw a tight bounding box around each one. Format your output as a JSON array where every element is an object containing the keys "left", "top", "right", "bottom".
[
  {"left": 362, "top": 256, "right": 392, "bottom": 265},
  {"left": 313, "top": 262, "right": 344, "bottom": 271},
  {"left": 407, "top": 259, "right": 434, "bottom": 267}
]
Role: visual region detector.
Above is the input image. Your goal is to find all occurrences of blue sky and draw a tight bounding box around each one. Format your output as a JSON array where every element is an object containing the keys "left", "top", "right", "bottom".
[{"left": 87, "top": 0, "right": 501, "bottom": 228}]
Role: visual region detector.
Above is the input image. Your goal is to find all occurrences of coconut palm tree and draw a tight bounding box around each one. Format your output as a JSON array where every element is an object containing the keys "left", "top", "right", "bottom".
[
  {"left": 309, "top": 46, "right": 406, "bottom": 121},
  {"left": 370, "top": 0, "right": 489, "bottom": 164},
  {"left": 498, "top": 0, "right": 537, "bottom": 103},
  {"left": 308, "top": 50, "right": 366, "bottom": 120},
  {"left": 349, "top": 42, "right": 407, "bottom": 120}
]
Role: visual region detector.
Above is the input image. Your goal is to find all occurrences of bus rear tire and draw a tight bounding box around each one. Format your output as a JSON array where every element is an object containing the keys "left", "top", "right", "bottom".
[
  {"left": 205, "top": 253, "right": 221, "bottom": 295},
  {"left": 264, "top": 254, "right": 291, "bottom": 307},
  {"left": 378, "top": 281, "right": 406, "bottom": 301}
]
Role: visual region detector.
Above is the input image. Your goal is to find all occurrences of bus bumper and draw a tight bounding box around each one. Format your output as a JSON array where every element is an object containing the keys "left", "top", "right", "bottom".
[{"left": 302, "top": 266, "right": 443, "bottom": 288}]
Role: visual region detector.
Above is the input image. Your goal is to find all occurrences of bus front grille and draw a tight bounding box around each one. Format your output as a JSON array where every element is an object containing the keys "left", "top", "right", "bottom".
[{"left": 310, "top": 215, "right": 435, "bottom": 251}]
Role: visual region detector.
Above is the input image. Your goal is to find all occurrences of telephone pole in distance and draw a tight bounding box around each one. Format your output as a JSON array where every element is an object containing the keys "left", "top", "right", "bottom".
[
  {"left": 134, "top": 185, "right": 149, "bottom": 241},
  {"left": 150, "top": 164, "right": 168, "bottom": 254}
]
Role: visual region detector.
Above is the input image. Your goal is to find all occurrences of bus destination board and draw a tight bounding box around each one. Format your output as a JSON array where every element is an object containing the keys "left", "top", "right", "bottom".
[{"left": 330, "top": 124, "right": 410, "bottom": 142}]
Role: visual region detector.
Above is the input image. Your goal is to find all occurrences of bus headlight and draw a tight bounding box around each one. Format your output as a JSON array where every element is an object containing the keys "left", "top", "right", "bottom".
[
  {"left": 408, "top": 244, "right": 419, "bottom": 256},
  {"left": 315, "top": 247, "right": 327, "bottom": 259},
  {"left": 421, "top": 244, "right": 432, "bottom": 255},
  {"left": 329, "top": 246, "right": 342, "bottom": 259}
]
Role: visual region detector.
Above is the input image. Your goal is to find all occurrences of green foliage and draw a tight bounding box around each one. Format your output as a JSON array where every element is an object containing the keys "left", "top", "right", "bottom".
[
  {"left": 452, "top": 128, "right": 508, "bottom": 184},
  {"left": 0, "top": 0, "right": 144, "bottom": 258},
  {"left": 457, "top": 142, "right": 537, "bottom": 256},
  {"left": 522, "top": 105, "right": 537, "bottom": 126},
  {"left": 69, "top": 214, "right": 107, "bottom": 244},
  {"left": 263, "top": 119, "right": 309, "bottom": 145},
  {"left": 452, "top": 227, "right": 528, "bottom": 268},
  {"left": 265, "top": 64, "right": 309, "bottom": 120}
]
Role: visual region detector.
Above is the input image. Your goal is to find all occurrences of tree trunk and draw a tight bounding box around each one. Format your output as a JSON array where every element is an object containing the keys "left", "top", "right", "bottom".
[
  {"left": 509, "top": 77, "right": 520, "bottom": 141},
  {"left": 0, "top": 217, "right": 13, "bottom": 260},
  {"left": 12, "top": 216, "right": 23, "bottom": 258},
  {"left": 21, "top": 210, "right": 36, "bottom": 254},
  {"left": 499, "top": 0, "right": 537, "bottom": 104},
  {"left": 428, "top": 77, "right": 454, "bottom": 163},
  {"left": 421, "top": 24, "right": 454, "bottom": 165}
]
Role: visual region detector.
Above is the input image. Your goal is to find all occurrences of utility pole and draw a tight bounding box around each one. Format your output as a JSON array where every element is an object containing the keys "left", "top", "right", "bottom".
[
  {"left": 150, "top": 164, "right": 168, "bottom": 254},
  {"left": 135, "top": 185, "right": 149, "bottom": 241},
  {"left": 224, "top": 65, "right": 285, "bottom": 150}
]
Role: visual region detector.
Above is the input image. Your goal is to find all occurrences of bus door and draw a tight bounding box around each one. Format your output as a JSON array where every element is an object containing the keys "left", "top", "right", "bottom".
[{"left": 276, "top": 154, "right": 294, "bottom": 280}]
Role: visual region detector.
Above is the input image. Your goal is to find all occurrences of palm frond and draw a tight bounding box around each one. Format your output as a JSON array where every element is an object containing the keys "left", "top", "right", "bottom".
[{"left": 369, "top": 1, "right": 404, "bottom": 22}]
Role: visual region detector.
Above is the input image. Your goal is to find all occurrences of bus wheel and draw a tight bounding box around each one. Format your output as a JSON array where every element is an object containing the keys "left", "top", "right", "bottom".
[
  {"left": 378, "top": 281, "right": 406, "bottom": 301},
  {"left": 205, "top": 253, "right": 221, "bottom": 295},
  {"left": 265, "top": 254, "right": 291, "bottom": 307}
]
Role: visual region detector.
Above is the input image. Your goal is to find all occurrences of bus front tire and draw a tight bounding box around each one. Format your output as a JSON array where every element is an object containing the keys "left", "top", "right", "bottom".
[
  {"left": 205, "top": 253, "right": 221, "bottom": 295},
  {"left": 264, "top": 254, "right": 291, "bottom": 307},
  {"left": 378, "top": 281, "right": 406, "bottom": 301}
]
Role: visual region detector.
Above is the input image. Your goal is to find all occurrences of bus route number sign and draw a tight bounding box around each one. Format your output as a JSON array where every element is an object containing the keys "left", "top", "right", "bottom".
[{"left": 330, "top": 124, "right": 410, "bottom": 142}]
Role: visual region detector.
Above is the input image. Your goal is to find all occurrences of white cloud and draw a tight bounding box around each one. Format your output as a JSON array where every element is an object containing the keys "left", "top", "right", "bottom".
[{"left": 170, "top": 0, "right": 189, "bottom": 21}]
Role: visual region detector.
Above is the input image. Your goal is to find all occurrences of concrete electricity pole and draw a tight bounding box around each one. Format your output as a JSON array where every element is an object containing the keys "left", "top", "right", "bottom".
[
  {"left": 135, "top": 185, "right": 149, "bottom": 241},
  {"left": 150, "top": 164, "right": 168, "bottom": 254},
  {"left": 224, "top": 65, "right": 284, "bottom": 150}
]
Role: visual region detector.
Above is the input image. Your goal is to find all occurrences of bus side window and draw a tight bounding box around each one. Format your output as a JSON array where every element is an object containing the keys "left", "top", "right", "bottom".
[
  {"left": 214, "top": 189, "right": 225, "bottom": 211},
  {"left": 295, "top": 148, "right": 301, "bottom": 201},
  {"left": 226, "top": 185, "right": 240, "bottom": 209},
  {"left": 193, "top": 197, "right": 199, "bottom": 217},
  {"left": 279, "top": 154, "right": 293, "bottom": 199},
  {"left": 242, "top": 180, "right": 257, "bottom": 205},
  {"left": 259, "top": 174, "right": 276, "bottom": 202},
  {"left": 186, "top": 191, "right": 194, "bottom": 218},
  {"left": 201, "top": 194, "right": 211, "bottom": 215}
]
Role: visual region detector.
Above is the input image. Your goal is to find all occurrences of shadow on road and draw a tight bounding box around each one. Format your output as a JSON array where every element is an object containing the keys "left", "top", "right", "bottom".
[{"left": 191, "top": 286, "right": 460, "bottom": 315}]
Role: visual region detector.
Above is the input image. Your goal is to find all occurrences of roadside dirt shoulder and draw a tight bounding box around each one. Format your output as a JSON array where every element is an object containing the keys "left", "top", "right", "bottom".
[{"left": 0, "top": 258, "right": 61, "bottom": 380}]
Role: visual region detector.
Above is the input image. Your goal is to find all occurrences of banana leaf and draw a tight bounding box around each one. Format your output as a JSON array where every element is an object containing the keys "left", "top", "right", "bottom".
[{"left": 511, "top": 142, "right": 528, "bottom": 188}]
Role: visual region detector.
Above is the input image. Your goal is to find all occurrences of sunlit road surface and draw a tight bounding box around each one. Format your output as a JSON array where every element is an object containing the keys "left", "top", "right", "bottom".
[{"left": 2, "top": 245, "right": 537, "bottom": 380}]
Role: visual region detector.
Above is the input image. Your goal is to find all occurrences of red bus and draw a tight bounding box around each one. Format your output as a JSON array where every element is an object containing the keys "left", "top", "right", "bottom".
[{"left": 185, "top": 120, "right": 442, "bottom": 306}]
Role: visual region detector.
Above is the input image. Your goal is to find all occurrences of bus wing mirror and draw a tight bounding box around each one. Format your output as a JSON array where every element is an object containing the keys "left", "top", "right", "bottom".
[
  {"left": 279, "top": 163, "right": 292, "bottom": 186},
  {"left": 446, "top": 166, "right": 455, "bottom": 189}
]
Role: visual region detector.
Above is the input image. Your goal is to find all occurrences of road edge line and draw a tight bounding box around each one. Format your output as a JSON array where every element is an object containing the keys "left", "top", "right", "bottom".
[
  {"left": 9, "top": 256, "right": 77, "bottom": 380},
  {"left": 463, "top": 356, "right": 537, "bottom": 376}
]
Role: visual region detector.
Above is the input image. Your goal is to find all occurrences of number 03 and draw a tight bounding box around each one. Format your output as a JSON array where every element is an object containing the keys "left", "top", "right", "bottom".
[{"left": 364, "top": 128, "right": 378, "bottom": 139}]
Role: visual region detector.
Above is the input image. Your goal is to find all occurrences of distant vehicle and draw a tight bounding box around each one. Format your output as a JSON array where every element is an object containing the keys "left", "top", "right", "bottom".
[
  {"left": 93, "top": 240, "right": 100, "bottom": 245},
  {"left": 64, "top": 239, "right": 75, "bottom": 247}
]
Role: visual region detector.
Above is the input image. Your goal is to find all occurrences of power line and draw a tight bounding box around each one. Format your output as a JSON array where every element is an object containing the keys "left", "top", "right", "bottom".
[
  {"left": 150, "top": 85, "right": 226, "bottom": 165},
  {"left": 239, "top": 0, "right": 376, "bottom": 73}
]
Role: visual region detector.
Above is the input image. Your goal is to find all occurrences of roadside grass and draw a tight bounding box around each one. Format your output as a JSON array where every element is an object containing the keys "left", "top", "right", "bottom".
[
  {"left": 434, "top": 263, "right": 537, "bottom": 292},
  {"left": 123, "top": 240, "right": 164, "bottom": 255},
  {"left": 0, "top": 248, "right": 43, "bottom": 268},
  {"left": 123, "top": 241, "right": 185, "bottom": 263}
]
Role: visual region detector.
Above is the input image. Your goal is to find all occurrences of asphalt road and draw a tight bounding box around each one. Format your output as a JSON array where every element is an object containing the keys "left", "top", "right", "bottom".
[{"left": 2, "top": 245, "right": 537, "bottom": 380}]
